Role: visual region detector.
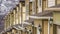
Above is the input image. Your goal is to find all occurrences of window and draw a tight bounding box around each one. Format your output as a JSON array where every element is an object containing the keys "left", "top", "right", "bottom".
[
  {"left": 40, "top": 0, "right": 42, "bottom": 6},
  {"left": 38, "top": 0, "right": 42, "bottom": 12},
  {"left": 48, "top": 0, "right": 55, "bottom": 7}
]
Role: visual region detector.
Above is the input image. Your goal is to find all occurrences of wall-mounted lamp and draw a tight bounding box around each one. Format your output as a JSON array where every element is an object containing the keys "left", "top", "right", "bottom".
[
  {"left": 29, "top": 30, "right": 32, "bottom": 34},
  {"left": 49, "top": 19, "right": 53, "bottom": 26},
  {"left": 32, "top": 21, "right": 34, "bottom": 26},
  {"left": 24, "top": 27, "right": 27, "bottom": 32},
  {"left": 38, "top": 24, "right": 42, "bottom": 31}
]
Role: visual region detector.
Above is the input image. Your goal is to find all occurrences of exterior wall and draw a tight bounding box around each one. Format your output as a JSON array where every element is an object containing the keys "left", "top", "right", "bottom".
[
  {"left": 53, "top": 12, "right": 60, "bottom": 34},
  {"left": 57, "top": 0, "right": 60, "bottom": 5},
  {"left": 53, "top": 12, "right": 60, "bottom": 25},
  {"left": 34, "top": 19, "right": 42, "bottom": 34},
  {"left": 34, "top": 19, "right": 42, "bottom": 27}
]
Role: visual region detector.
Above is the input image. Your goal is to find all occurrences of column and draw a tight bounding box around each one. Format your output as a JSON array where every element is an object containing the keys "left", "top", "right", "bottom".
[
  {"left": 16, "top": 6, "right": 19, "bottom": 24},
  {"left": 19, "top": 2, "right": 22, "bottom": 24},
  {"left": 18, "top": 4, "right": 20, "bottom": 24},
  {"left": 13, "top": 9, "right": 16, "bottom": 25}
]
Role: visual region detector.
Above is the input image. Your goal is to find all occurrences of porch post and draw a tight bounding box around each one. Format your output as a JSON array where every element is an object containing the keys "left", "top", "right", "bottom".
[
  {"left": 48, "top": 18, "right": 51, "bottom": 34},
  {"left": 18, "top": 2, "right": 22, "bottom": 24},
  {"left": 13, "top": 9, "right": 16, "bottom": 25}
]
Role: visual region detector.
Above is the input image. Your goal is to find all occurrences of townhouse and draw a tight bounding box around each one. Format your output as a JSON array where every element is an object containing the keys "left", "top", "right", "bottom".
[{"left": 1, "top": 0, "right": 60, "bottom": 34}]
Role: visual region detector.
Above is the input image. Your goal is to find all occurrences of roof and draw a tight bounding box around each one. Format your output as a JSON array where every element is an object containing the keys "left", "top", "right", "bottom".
[
  {"left": 31, "top": 11, "right": 53, "bottom": 17},
  {"left": 50, "top": 4, "right": 60, "bottom": 8},
  {"left": 31, "top": 4, "right": 60, "bottom": 17},
  {"left": 25, "top": 11, "right": 53, "bottom": 23},
  {"left": 45, "top": 4, "right": 60, "bottom": 11}
]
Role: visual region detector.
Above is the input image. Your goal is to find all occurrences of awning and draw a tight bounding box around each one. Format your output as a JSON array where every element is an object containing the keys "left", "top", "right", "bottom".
[{"left": 29, "top": 11, "right": 53, "bottom": 19}]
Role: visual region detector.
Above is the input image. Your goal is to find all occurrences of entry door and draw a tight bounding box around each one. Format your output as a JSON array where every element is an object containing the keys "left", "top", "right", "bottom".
[
  {"left": 53, "top": 24, "right": 57, "bottom": 34},
  {"left": 57, "top": 26, "right": 60, "bottom": 34},
  {"left": 33, "top": 27, "right": 37, "bottom": 34},
  {"left": 42, "top": 20, "right": 48, "bottom": 34}
]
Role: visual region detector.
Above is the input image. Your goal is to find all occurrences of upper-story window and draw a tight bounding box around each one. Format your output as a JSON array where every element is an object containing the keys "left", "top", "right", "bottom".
[
  {"left": 38, "top": 0, "right": 42, "bottom": 7},
  {"left": 48, "top": 0, "right": 55, "bottom": 7},
  {"left": 30, "top": 0, "right": 33, "bottom": 2},
  {"left": 40, "top": 0, "right": 42, "bottom": 6}
]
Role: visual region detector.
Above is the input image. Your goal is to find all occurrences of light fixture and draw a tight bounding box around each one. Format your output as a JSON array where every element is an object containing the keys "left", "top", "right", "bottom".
[
  {"left": 24, "top": 27, "right": 27, "bottom": 32},
  {"left": 38, "top": 24, "right": 42, "bottom": 31},
  {"left": 32, "top": 21, "right": 34, "bottom": 26},
  {"left": 29, "top": 30, "right": 32, "bottom": 34},
  {"left": 49, "top": 19, "right": 53, "bottom": 25}
]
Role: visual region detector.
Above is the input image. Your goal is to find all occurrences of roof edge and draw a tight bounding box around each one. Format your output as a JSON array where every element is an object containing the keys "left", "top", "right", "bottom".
[{"left": 29, "top": 16, "right": 53, "bottom": 19}]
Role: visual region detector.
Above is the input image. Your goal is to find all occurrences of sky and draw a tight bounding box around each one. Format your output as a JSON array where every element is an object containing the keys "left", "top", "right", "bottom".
[
  {"left": 0, "top": 0, "right": 19, "bottom": 15},
  {"left": 0, "top": 0, "right": 19, "bottom": 32}
]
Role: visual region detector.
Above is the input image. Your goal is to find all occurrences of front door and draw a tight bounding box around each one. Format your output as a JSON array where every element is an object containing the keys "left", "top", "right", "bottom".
[{"left": 57, "top": 25, "right": 60, "bottom": 34}]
